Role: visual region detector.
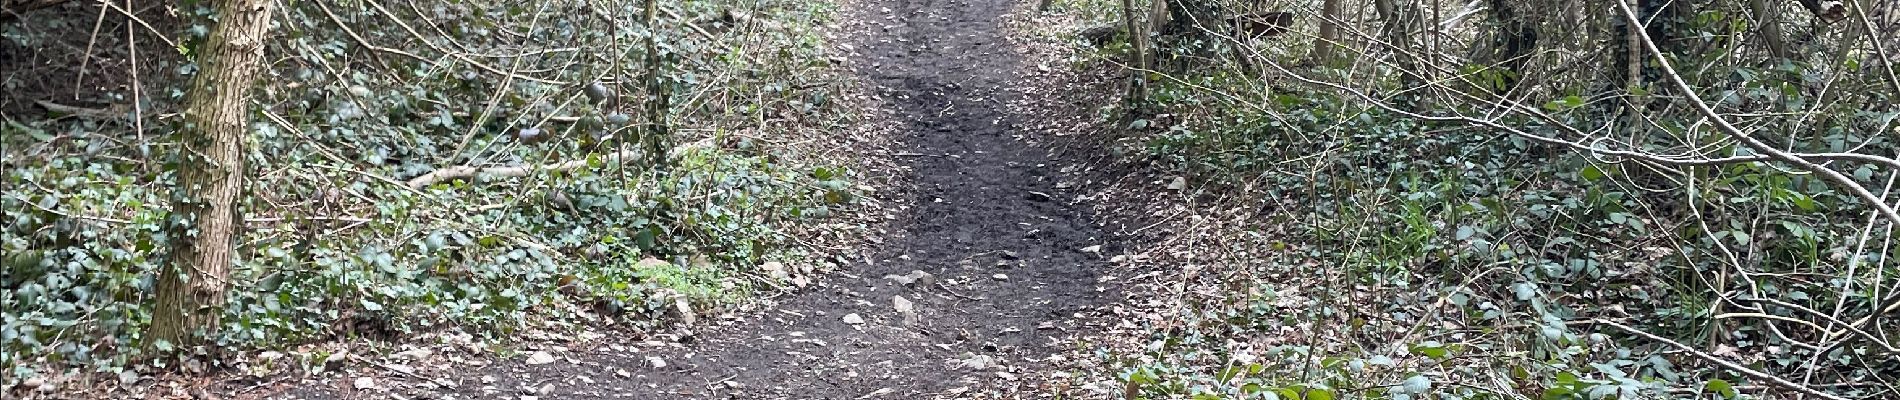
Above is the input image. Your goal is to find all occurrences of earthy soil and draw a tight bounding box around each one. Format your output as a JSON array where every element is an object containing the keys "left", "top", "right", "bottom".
[{"left": 259, "top": 0, "right": 1120, "bottom": 398}]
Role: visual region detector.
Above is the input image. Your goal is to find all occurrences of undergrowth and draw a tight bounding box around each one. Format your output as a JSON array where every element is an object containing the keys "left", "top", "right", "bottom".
[
  {"left": 1052, "top": 3, "right": 1899, "bottom": 398},
  {"left": 1, "top": 0, "right": 866, "bottom": 388}
]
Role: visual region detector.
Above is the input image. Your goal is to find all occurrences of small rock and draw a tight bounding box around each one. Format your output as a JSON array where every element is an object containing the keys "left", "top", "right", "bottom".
[
  {"left": 961, "top": 353, "right": 994, "bottom": 370},
  {"left": 892, "top": 295, "right": 914, "bottom": 314},
  {"left": 353, "top": 377, "right": 377, "bottom": 390},
  {"left": 482, "top": 375, "right": 499, "bottom": 384},
  {"left": 324, "top": 350, "right": 350, "bottom": 366},
  {"left": 885, "top": 274, "right": 917, "bottom": 285},
  {"left": 761, "top": 261, "right": 789, "bottom": 280},
  {"left": 524, "top": 351, "right": 556, "bottom": 365},
  {"left": 21, "top": 377, "right": 44, "bottom": 389},
  {"left": 1079, "top": 245, "right": 1102, "bottom": 254},
  {"left": 1023, "top": 191, "right": 1051, "bottom": 202},
  {"left": 884, "top": 270, "right": 935, "bottom": 287},
  {"left": 646, "top": 356, "right": 668, "bottom": 369},
  {"left": 1000, "top": 251, "right": 1020, "bottom": 260},
  {"left": 1166, "top": 176, "right": 1187, "bottom": 190},
  {"left": 675, "top": 297, "right": 697, "bottom": 325},
  {"left": 842, "top": 313, "right": 866, "bottom": 324},
  {"left": 521, "top": 396, "right": 540, "bottom": 400},
  {"left": 992, "top": 273, "right": 1009, "bottom": 281}
]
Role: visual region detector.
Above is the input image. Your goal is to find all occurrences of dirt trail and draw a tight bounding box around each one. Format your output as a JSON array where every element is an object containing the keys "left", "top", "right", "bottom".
[
  {"left": 283, "top": 0, "right": 1109, "bottom": 398},
  {"left": 594, "top": 0, "right": 1113, "bottom": 395}
]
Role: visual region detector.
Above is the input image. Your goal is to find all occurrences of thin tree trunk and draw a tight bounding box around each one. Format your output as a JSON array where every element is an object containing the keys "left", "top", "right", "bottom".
[
  {"left": 1749, "top": 0, "right": 1791, "bottom": 59},
  {"left": 1375, "top": 0, "right": 1424, "bottom": 111},
  {"left": 147, "top": 0, "right": 274, "bottom": 350},
  {"left": 1122, "top": 0, "right": 1149, "bottom": 110},
  {"left": 1307, "top": 0, "right": 1343, "bottom": 66},
  {"left": 643, "top": 0, "right": 670, "bottom": 165}
]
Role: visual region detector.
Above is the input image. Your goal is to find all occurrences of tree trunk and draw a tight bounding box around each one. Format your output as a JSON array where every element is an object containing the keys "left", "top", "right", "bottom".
[
  {"left": 1375, "top": 0, "right": 1425, "bottom": 111},
  {"left": 1486, "top": 0, "right": 1539, "bottom": 92},
  {"left": 643, "top": 0, "right": 671, "bottom": 166},
  {"left": 1610, "top": 0, "right": 1692, "bottom": 105},
  {"left": 1306, "top": 0, "right": 1343, "bottom": 66},
  {"left": 1122, "top": 0, "right": 1150, "bottom": 114},
  {"left": 146, "top": 0, "right": 274, "bottom": 351},
  {"left": 1749, "top": 0, "right": 1791, "bottom": 59}
]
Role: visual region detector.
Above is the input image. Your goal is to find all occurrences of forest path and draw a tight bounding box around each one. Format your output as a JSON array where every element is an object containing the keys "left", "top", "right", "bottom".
[{"left": 293, "top": 0, "right": 1109, "bottom": 398}]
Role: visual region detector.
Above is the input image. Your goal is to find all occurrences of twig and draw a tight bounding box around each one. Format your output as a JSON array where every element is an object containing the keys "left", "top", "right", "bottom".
[{"left": 935, "top": 283, "right": 982, "bottom": 301}]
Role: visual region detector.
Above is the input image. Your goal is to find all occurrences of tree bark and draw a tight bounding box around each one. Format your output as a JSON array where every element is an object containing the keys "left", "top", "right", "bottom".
[
  {"left": 1122, "top": 0, "right": 1150, "bottom": 113},
  {"left": 1306, "top": 0, "right": 1343, "bottom": 66},
  {"left": 1750, "top": 0, "right": 1792, "bottom": 59},
  {"left": 1375, "top": 0, "right": 1425, "bottom": 110},
  {"left": 147, "top": 0, "right": 274, "bottom": 351},
  {"left": 642, "top": 0, "right": 671, "bottom": 166}
]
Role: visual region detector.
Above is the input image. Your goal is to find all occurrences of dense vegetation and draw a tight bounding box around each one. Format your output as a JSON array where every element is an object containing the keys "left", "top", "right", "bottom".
[
  {"left": 2, "top": 0, "right": 866, "bottom": 389},
  {"left": 1043, "top": 0, "right": 1898, "bottom": 398}
]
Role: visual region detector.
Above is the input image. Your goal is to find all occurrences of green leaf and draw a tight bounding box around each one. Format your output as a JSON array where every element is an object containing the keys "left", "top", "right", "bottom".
[
  {"left": 1410, "top": 342, "right": 1451, "bottom": 360},
  {"left": 1705, "top": 379, "right": 1737, "bottom": 398},
  {"left": 1303, "top": 388, "right": 1335, "bottom": 400},
  {"left": 1580, "top": 165, "right": 1605, "bottom": 181}
]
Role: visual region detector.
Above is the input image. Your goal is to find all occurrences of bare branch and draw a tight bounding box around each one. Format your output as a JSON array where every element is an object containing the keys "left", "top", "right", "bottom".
[{"left": 1613, "top": 0, "right": 1900, "bottom": 226}]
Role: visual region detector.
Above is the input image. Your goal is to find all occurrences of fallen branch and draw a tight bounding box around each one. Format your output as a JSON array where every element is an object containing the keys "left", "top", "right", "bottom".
[
  {"left": 34, "top": 100, "right": 127, "bottom": 120},
  {"left": 406, "top": 148, "right": 643, "bottom": 190}
]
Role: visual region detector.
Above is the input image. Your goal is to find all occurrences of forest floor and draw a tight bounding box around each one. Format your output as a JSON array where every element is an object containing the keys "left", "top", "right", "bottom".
[{"left": 217, "top": 0, "right": 1137, "bottom": 398}]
